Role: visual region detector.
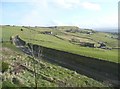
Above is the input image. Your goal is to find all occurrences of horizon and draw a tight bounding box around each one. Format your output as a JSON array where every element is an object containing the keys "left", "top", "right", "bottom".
[
  {"left": 1, "top": 0, "right": 118, "bottom": 30},
  {"left": 1, "top": 24, "right": 118, "bottom": 33}
]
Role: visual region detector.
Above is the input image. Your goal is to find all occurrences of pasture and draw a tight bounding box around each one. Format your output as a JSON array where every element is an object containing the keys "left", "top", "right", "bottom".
[{"left": 1, "top": 25, "right": 119, "bottom": 63}]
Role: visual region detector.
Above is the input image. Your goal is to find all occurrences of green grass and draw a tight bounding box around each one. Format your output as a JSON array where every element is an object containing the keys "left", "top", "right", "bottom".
[
  {"left": 22, "top": 34, "right": 118, "bottom": 63},
  {"left": 1, "top": 25, "right": 119, "bottom": 63},
  {"left": 1, "top": 43, "right": 109, "bottom": 87},
  {"left": 64, "top": 31, "right": 118, "bottom": 48}
]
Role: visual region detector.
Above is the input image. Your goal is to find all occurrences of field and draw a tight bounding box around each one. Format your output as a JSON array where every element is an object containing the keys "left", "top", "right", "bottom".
[
  {"left": 1, "top": 42, "right": 109, "bottom": 87},
  {"left": 0, "top": 25, "right": 119, "bottom": 88},
  {"left": 1, "top": 25, "right": 119, "bottom": 63}
]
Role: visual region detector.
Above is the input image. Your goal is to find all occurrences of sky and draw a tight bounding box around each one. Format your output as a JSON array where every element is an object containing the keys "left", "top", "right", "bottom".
[{"left": 0, "top": 0, "right": 119, "bottom": 30}]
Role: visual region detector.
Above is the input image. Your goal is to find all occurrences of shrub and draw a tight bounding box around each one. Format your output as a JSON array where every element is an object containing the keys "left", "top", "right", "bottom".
[
  {"left": 2, "top": 62, "right": 9, "bottom": 73},
  {"left": 12, "top": 77, "right": 27, "bottom": 87},
  {"left": 12, "top": 77, "right": 20, "bottom": 84},
  {"left": 2, "top": 80, "right": 18, "bottom": 88}
]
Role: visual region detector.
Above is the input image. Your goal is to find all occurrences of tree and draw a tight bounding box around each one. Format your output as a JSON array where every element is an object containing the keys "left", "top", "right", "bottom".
[{"left": 25, "top": 29, "right": 43, "bottom": 88}]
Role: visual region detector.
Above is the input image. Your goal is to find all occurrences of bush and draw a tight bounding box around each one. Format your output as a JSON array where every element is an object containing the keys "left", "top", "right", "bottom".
[
  {"left": 2, "top": 80, "right": 18, "bottom": 88},
  {"left": 2, "top": 62, "right": 9, "bottom": 73},
  {"left": 12, "top": 77, "right": 27, "bottom": 87},
  {"left": 12, "top": 78, "right": 20, "bottom": 84}
]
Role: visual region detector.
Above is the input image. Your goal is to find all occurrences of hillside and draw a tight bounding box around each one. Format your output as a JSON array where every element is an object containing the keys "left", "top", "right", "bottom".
[
  {"left": 1, "top": 25, "right": 119, "bottom": 88},
  {"left": 1, "top": 42, "right": 108, "bottom": 87},
  {"left": 1, "top": 25, "right": 119, "bottom": 63}
]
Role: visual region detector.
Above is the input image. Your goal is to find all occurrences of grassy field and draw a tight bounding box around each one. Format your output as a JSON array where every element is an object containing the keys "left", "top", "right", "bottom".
[
  {"left": 1, "top": 25, "right": 119, "bottom": 63},
  {"left": 1, "top": 25, "right": 119, "bottom": 88},
  {"left": 1, "top": 42, "right": 110, "bottom": 87},
  {"left": 66, "top": 32, "right": 118, "bottom": 48},
  {"left": 2, "top": 26, "right": 118, "bottom": 62}
]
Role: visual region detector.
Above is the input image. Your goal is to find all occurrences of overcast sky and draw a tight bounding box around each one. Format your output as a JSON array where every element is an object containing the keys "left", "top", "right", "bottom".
[{"left": 1, "top": 0, "right": 119, "bottom": 29}]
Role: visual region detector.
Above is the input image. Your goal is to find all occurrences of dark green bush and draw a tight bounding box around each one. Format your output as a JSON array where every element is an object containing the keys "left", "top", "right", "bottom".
[
  {"left": 12, "top": 78, "right": 20, "bottom": 84},
  {"left": 12, "top": 77, "right": 28, "bottom": 87},
  {"left": 2, "top": 80, "right": 18, "bottom": 89},
  {"left": 2, "top": 62, "right": 9, "bottom": 73}
]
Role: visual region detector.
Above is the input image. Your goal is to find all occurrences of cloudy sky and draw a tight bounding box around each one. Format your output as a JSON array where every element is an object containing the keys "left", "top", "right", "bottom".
[{"left": 1, "top": 0, "right": 119, "bottom": 29}]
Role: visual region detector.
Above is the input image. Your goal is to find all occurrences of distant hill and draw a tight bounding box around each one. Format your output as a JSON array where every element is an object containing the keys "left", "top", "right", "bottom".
[{"left": 94, "top": 28, "right": 118, "bottom": 33}]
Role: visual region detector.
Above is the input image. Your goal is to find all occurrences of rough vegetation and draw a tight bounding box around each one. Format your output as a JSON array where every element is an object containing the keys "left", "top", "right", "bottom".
[
  {"left": 2, "top": 62, "right": 9, "bottom": 73},
  {"left": 0, "top": 25, "right": 119, "bottom": 88},
  {"left": 0, "top": 42, "right": 109, "bottom": 88}
]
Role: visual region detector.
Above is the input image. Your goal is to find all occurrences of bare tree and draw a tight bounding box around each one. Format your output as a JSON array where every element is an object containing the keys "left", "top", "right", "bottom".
[{"left": 27, "top": 34, "right": 43, "bottom": 88}]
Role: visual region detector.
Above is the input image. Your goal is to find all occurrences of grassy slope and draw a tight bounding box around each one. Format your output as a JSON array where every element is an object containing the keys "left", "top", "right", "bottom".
[
  {"left": 25, "top": 34, "right": 118, "bottom": 63},
  {"left": 1, "top": 25, "right": 118, "bottom": 63},
  {"left": 1, "top": 42, "right": 109, "bottom": 87},
  {"left": 62, "top": 31, "right": 118, "bottom": 48}
]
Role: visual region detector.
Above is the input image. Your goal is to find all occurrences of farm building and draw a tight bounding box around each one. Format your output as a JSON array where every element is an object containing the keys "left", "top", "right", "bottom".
[
  {"left": 40, "top": 31, "right": 52, "bottom": 35},
  {"left": 86, "top": 31, "right": 93, "bottom": 35},
  {"left": 98, "top": 42, "right": 106, "bottom": 48},
  {"left": 80, "top": 42, "right": 95, "bottom": 47}
]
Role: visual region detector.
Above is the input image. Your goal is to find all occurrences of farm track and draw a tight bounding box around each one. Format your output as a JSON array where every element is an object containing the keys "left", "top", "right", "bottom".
[{"left": 13, "top": 36, "right": 120, "bottom": 87}]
